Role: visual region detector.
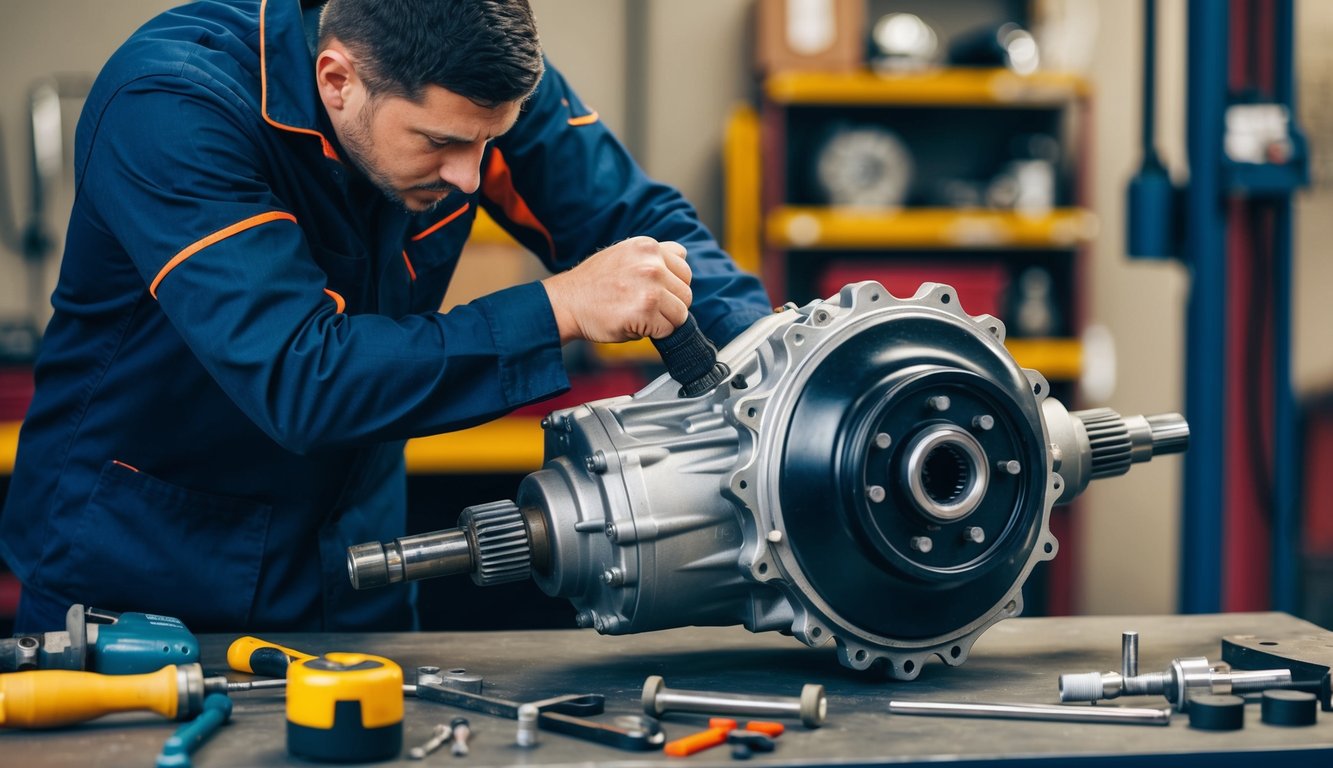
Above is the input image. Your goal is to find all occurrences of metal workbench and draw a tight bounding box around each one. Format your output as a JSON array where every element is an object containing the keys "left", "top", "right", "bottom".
[{"left": 2, "top": 612, "right": 1331, "bottom": 766}]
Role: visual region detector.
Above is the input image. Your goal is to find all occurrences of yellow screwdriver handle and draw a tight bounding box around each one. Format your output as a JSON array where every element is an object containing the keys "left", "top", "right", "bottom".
[
  {"left": 227, "top": 636, "right": 315, "bottom": 677},
  {"left": 0, "top": 665, "right": 181, "bottom": 728}
]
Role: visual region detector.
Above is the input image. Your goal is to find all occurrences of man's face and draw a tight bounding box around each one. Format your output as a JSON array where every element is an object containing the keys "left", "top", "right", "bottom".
[{"left": 335, "top": 84, "right": 522, "bottom": 213}]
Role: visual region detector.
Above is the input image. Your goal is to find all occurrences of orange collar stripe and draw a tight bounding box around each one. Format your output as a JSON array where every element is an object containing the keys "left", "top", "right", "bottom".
[
  {"left": 258, "top": 0, "right": 340, "bottom": 162},
  {"left": 150, "top": 211, "right": 297, "bottom": 299},
  {"left": 410, "top": 202, "right": 471, "bottom": 242},
  {"left": 567, "top": 111, "right": 600, "bottom": 127}
]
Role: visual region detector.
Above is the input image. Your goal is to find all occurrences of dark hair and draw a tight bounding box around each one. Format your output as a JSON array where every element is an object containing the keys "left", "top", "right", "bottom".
[{"left": 318, "top": 0, "right": 544, "bottom": 107}]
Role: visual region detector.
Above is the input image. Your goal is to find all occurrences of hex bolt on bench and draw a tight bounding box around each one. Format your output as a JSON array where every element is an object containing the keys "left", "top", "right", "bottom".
[{"left": 641, "top": 675, "right": 826, "bottom": 728}]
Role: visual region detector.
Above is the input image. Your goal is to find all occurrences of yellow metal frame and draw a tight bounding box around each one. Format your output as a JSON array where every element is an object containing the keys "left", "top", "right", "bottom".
[
  {"left": 402, "top": 416, "right": 545, "bottom": 473},
  {"left": 765, "top": 69, "right": 1092, "bottom": 107},
  {"left": 1005, "top": 338, "right": 1082, "bottom": 381},
  {"left": 766, "top": 207, "right": 1099, "bottom": 250},
  {"left": 0, "top": 421, "right": 17, "bottom": 475},
  {"left": 0, "top": 417, "right": 547, "bottom": 477}
]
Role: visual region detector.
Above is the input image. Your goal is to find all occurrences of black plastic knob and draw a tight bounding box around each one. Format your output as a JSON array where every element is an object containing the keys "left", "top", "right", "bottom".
[{"left": 651, "top": 314, "right": 730, "bottom": 397}]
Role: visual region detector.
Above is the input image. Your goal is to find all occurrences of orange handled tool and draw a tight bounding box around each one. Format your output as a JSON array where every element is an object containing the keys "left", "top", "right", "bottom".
[
  {"left": 226, "top": 636, "right": 315, "bottom": 678},
  {"left": 0, "top": 663, "right": 214, "bottom": 728},
  {"left": 663, "top": 717, "right": 737, "bottom": 757}
]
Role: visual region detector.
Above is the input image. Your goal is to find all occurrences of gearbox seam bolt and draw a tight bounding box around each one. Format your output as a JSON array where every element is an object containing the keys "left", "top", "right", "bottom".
[{"left": 866, "top": 485, "right": 886, "bottom": 503}]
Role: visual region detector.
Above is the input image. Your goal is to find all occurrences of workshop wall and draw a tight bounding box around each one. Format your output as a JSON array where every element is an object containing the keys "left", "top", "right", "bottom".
[{"left": 3, "top": 1, "right": 1329, "bottom": 619}]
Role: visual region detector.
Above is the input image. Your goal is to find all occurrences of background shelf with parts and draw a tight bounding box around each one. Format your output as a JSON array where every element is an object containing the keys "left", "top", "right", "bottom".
[{"left": 736, "top": 1, "right": 1098, "bottom": 617}]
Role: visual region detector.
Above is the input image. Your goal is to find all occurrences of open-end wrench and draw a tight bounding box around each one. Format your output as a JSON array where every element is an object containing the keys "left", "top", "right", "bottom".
[{"left": 413, "top": 680, "right": 664, "bottom": 751}]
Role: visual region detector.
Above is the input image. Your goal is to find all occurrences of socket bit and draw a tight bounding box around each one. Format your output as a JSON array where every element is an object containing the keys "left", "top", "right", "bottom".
[{"left": 1060, "top": 656, "right": 1292, "bottom": 711}]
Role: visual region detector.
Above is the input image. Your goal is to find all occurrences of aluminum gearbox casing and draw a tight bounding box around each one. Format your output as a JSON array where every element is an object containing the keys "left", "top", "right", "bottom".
[{"left": 348, "top": 281, "right": 1187, "bottom": 679}]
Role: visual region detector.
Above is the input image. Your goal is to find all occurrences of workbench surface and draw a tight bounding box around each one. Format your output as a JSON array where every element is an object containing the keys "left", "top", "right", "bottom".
[{"left": 2, "top": 612, "right": 1331, "bottom": 766}]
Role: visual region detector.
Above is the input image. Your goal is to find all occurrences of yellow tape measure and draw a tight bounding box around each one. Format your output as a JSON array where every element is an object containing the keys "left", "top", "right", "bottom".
[{"left": 286, "top": 652, "right": 403, "bottom": 762}]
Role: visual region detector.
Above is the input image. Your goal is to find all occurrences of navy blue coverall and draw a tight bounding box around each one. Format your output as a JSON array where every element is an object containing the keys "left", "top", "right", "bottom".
[{"left": 0, "top": 0, "right": 770, "bottom": 632}]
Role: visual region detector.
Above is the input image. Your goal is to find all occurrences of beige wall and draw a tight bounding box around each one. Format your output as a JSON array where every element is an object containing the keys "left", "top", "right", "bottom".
[
  {"left": 1, "top": 1, "right": 1329, "bottom": 614},
  {"left": 0, "top": 0, "right": 177, "bottom": 331}
]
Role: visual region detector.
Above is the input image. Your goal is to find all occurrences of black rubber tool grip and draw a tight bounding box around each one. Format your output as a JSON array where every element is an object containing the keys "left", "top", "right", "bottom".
[{"left": 651, "top": 314, "right": 730, "bottom": 397}]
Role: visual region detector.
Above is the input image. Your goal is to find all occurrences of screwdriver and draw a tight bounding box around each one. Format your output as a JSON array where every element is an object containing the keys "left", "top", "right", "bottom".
[
  {"left": 0, "top": 662, "right": 279, "bottom": 729},
  {"left": 226, "top": 636, "right": 316, "bottom": 678}
]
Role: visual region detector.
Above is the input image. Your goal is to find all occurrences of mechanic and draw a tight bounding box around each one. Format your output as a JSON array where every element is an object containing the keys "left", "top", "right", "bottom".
[{"left": 0, "top": 0, "right": 770, "bottom": 633}]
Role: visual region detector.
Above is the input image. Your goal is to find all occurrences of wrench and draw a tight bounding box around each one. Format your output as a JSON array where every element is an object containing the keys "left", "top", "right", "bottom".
[{"left": 413, "top": 680, "right": 664, "bottom": 751}]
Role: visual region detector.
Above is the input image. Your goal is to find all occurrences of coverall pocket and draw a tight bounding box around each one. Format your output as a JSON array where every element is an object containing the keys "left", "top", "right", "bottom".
[{"left": 60, "top": 460, "right": 272, "bottom": 630}]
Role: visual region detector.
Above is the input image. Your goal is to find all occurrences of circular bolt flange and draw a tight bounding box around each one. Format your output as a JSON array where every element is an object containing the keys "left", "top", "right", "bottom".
[
  {"left": 927, "top": 395, "right": 952, "bottom": 412},
  {"left": 910, "top": 536, "right": 934, "bottom": 553},
  {"left": 866, "top": 485, "right": 887, "bottom": 503},
  {"left": 874, "top": 432, "right": 892, "bottom": 449},
  {"left": 997, "top": 459, "right": 1022, "bottom": 475},
  {"left": 963, "top": 527, "right": 986, "bottom": 544},
  {"left": 972, "top": 414, "right": 995, "bottom": 431}
]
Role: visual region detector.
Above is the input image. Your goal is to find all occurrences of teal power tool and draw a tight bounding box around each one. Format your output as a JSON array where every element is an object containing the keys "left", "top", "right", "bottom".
[{"left": 1, "top": 604, "right": 198, "bottom": 674}]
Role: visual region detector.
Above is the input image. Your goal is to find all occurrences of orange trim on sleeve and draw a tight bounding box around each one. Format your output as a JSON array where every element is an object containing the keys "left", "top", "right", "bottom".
[
  {"left": 567, "top": 111, "right": 600, "bottom": 127},
  {"left": 258, "top": 0, "right": 340, "bottom": 162},
  {"left": 401, "top": 250, "right": 417, "bottom": 281},
  {"left": 150, "top": 211, "right": 298, "bottom": 299},
  {"left": 112, "top": 460, "right": 141, "bottom": 473},
  {"left": 480, "top": 148, "right": 556, "bottom": 259},
  {"left": 323, "top": 288, "right": 346, "bottom": 314},
  {"left": 410, "top": 202, "right": 471, "bottom": 242}
]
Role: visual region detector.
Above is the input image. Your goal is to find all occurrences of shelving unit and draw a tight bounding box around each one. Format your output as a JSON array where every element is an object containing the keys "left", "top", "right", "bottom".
[
  {"left": 729, "top": 43, "right": 1097, "bottom": 618},
  {"left": 745, "top": 67, "right": 1093, "bottom": 387}
]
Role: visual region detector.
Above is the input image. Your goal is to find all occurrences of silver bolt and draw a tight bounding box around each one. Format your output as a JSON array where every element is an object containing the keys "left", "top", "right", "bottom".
[
  {"left": 874, "top": 432, "right": 892, "bottom": 449},
  {"left": 605, "top": 524, "right": 618, "bottom": 542},
  {"left": 910, "top": 536, "right": 934, "bottom": 553},
  {"left": 972, "top": 415, "right": 995, "bottom": 431},
  {"left": 766, "top": 529, "right": 783, "bottom": 544},
  {"left": 601, "top": 567, "right": 624, "bottom": 586},
  {"left": 963, "top": 527, "right": 986, "bottom": 544},
  {"left": 540, "top": 417, "right": 552, "bottom": 430},
  {"left": 866, "top": 485, "right": 886, "bottom": 503},
  {"left": 642, "top": 675, "right": 827, "bottom": 728},
  {"left": 1122, "top": 631, "right": 1139, "bottom": 678},
  {"left": 516, "top": 703, "right": 539, "bottom": 748},
  {"left": 408, "top": 723, "right": 452, "bottom": 760},
  {"left": 585, "top": 450, "right": 607, "bottom": 473},
  {"left": 450, "top": 717, "right": 471, "bottom": 756},
  {"left": 927, "top": 395, "right": 952, "bottom": 412},
  {"left": 997, "top": 459, "right": 1022, "bottom": 475}
]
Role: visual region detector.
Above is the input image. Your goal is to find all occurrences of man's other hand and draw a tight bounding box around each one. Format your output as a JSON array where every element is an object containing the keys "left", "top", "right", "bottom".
[{"left": 541, "top": 237, "right": 693, "bottom": 344}]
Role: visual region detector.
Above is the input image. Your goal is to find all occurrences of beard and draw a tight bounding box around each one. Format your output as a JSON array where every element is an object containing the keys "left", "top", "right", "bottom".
[{"left": 339, "top": 101, "right": 454, "bottom": 214}]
